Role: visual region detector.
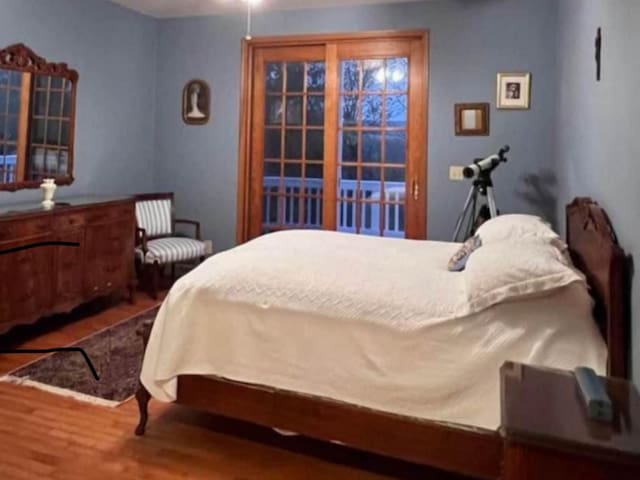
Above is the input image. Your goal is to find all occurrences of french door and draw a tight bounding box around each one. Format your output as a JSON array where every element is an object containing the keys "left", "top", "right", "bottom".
[{"left": 239, "top": 32, "right": 428, "bottom": 241}]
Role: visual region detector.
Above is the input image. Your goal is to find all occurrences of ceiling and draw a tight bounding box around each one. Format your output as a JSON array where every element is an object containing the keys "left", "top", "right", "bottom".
[{"left": 109, "top": 0, "right": 429, "bottom": 18}]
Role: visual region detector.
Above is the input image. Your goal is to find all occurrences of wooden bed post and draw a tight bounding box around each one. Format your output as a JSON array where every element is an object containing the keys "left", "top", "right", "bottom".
[{"left": 135, "top": 319, "right": 154, "bottom": 436}]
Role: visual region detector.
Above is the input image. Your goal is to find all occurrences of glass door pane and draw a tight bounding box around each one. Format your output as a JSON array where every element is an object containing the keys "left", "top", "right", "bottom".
[
  {"left": 262, "top": 60, "right": 326, "bottom": 234},
  {"left": 337, "top": 57, "right": 409, "bottom": 237}
]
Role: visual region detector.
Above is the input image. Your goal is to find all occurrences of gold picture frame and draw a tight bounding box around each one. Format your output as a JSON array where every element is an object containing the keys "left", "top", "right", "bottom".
[{"left": 496, "top": 72, "right": 531, "bottom": 110}]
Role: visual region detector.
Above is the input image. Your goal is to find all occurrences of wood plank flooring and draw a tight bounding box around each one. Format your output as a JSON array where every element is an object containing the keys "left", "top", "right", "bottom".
[{"left": 0, "top": 294, "right": 466, "bottom": 480}]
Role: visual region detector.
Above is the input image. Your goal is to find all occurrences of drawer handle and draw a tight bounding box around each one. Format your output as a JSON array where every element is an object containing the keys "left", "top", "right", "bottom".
[{"left": 107, "top": 282, "right": 113, "bottom": 287}]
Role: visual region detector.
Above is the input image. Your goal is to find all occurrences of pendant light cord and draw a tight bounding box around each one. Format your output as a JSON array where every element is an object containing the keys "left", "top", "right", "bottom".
[{"left": 245, "top": 0, "right": 252, "bottom": 40}]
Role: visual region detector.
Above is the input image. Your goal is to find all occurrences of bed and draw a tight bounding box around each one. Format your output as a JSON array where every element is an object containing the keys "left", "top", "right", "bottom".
[{"left": 135, "top": 198, "right": 629, "bottom": 480}]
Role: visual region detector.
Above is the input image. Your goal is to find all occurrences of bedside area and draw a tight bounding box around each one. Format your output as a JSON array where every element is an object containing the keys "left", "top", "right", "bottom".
[{"left": 500, "top": 362, "right": 640, "bottom": 480}]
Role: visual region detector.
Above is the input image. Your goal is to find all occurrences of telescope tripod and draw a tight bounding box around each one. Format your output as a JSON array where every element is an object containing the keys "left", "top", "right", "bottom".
[{"left": 452, "top": 176, "right": 498, "bottom": 243}]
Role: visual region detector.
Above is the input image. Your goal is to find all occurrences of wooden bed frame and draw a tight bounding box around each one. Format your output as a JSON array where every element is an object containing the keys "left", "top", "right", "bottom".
[{"left": 134, "top": 197, "right": 630, "bottom": 480}]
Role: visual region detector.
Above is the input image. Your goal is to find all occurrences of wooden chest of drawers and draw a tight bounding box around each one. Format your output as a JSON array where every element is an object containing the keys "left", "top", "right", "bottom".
[{"left": 0, "top": 196, "right": 136, "bottom": 335}]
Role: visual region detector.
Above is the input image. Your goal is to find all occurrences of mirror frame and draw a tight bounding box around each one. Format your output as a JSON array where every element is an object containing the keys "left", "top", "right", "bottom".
[
  {"left": 454, "top": 102, "right": 490, "bottom": 136},
  {"left": 0, "top": 43, "right": 79, "bottom": 192}
]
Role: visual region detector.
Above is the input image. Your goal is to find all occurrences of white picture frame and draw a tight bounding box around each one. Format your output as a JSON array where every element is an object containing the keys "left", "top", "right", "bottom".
[{"left": 497, "top": 72, "right": 531, "bottom": 110}]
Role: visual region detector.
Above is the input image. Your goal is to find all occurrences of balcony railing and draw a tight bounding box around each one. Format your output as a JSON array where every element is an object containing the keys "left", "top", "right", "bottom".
[
  {"left": 0, "top": 154, "right": 17, "bottom": 184},
  {"left": 263, "top": 177, "right": 405, "bottom": 237}
]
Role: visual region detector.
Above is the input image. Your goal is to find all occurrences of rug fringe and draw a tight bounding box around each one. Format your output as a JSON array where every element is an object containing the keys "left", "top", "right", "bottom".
[{"left": 0, "top": 375, "right": 132, "bottom": 408}]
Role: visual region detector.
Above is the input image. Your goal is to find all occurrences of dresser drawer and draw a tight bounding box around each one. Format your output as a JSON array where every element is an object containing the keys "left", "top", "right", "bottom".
[
  {"left": 85, "top": 204, "right": 134, "bottom": 225},
  {"left": 0, "top": 222, "right": 11, "bottom": 242},
  {"left": 0, "top": 217, "right": 52, "bottom": 242},
  {"left": 85, "top": 261, "right": 127, "bottom": 296},
  {"left": 52, "top": 212, "right": 86, "bottom": 230},
  {"left": 3, "top": 241, "right": 54, "bottom": 319},
  {"left": 102, "top": 260, "right": 128, "bottom": 290}
]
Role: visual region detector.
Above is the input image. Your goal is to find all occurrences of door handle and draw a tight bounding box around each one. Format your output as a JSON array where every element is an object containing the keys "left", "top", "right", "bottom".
[{"left": 412, "top": 179, "right": 419, "bottom": 201}]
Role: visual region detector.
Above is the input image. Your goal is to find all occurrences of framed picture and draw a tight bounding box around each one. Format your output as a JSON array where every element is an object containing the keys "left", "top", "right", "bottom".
[
  {"left": 497, "top": 72, "right": 531, "bottom": 110},
  {"left": 182, "top": 79, "right": 211, "bottom": 125},
  {"left": 455, "top": 103, "right": 490, "bottom": 136}
]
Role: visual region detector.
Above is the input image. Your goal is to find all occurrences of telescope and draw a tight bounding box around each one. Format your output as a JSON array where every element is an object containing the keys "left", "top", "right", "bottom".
[
  {"left": 452, "top": 145, "right": 511, "bottom": 242},
  {"left": 463, "top": 145, "right": 510, "bottom": 179}
]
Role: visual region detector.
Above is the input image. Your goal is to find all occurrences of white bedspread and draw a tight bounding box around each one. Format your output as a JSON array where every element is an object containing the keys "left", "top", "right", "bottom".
[{"left": 140, "top": 230, "right": 607, "bottom": 430}]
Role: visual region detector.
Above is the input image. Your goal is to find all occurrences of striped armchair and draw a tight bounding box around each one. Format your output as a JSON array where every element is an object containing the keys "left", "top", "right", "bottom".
[{"left": 134, "top": 193, "right": 208, "bottom": 298}]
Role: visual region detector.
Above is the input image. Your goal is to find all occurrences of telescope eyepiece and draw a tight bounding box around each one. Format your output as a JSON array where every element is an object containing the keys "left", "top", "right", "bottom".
[{"left": 498, "top": 145, "right": 510, "bottom": 161}]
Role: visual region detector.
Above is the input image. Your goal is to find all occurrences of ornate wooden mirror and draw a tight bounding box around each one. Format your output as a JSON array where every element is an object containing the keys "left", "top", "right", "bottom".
[{"left": 0, "top": 44, "right": 78, "bottom": 191}]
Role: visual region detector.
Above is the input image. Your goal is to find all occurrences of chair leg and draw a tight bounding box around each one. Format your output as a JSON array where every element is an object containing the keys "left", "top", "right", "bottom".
[
  {"left": 128, "top": 279, "right": 137, "bottom": 305},
  {"left": 150, "top": 262, "right": 160, "bottom": 300},
  {"left": 135, "top": 258, "right": 142, "bottom": 279},
  {"left": 130, "top": 260, "right": 140, "bottom": 304}
]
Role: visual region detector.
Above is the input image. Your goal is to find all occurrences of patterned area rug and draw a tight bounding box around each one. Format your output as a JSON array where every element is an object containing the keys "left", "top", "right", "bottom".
[{"left": 1, "top": 306, "right": 159, "bottom": 406}]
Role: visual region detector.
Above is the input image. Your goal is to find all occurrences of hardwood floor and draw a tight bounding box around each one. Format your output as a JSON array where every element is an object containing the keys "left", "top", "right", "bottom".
[{"left": 0, "top": 294, "right": 467, "bottom": 480}]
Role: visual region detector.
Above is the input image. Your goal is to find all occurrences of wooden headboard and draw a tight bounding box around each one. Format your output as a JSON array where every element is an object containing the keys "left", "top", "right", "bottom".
[{"left": 566, "top": 197, "right": 629, "bottom": 378}]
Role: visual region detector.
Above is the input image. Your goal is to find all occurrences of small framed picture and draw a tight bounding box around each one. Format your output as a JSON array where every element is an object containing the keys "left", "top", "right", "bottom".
[
  {"left": 182, "top": 79, "right": 211, "bottom": 125},
  {"left": 455, "top": 103, "right": 490, "bottom": 136},
  {"left": 497, "top": 72, "right": 531, "bottom": 110}
]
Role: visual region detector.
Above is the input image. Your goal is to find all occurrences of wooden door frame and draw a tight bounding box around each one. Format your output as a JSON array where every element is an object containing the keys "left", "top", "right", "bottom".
[{"left": 236, "top": 30, "right": 429, "bottom": 244}]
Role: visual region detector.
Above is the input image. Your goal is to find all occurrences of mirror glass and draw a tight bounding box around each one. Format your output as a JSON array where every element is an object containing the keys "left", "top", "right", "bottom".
[
  {"left": 460, "top": 109, "right": 485, "bottom": 131},
  {"left": 0, "top": 68, "right": 21, "bottom": 184},
  {"left": 0, "top": 44, "right": 77, "bottom": 191},
  {"left": 28, "top": 75, "right": 74, "bottom": 181}
]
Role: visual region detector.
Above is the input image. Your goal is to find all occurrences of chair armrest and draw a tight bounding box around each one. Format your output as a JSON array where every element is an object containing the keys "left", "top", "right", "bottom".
[
  {"left": 174, "top": 219, "right": 201, "bottom": 240},
  {"left": 136, "top": 227, "right": 149, "bottom": 252}
]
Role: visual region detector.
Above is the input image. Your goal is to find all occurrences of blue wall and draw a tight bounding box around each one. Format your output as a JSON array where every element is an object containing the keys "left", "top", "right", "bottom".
[
  {"left": 153, "top": 0, "right": 560, "bottom": 251},
  {"left": 0, "top": 0, "right": 158, "bottom": 204},
  {"left": 0, "top": 0, "right": 561, "bottom": 250},
  {"left": 556, "top": 0, "right": 640, "bottom": 387}
]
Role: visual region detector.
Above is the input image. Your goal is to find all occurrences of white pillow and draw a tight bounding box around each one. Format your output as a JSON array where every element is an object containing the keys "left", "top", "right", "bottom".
[
  {"left": 463, "top": 240, "right": 586, "bottom": 313},
  {"left": 475, "top": 214, "right": 561, "bottom": 244}
]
